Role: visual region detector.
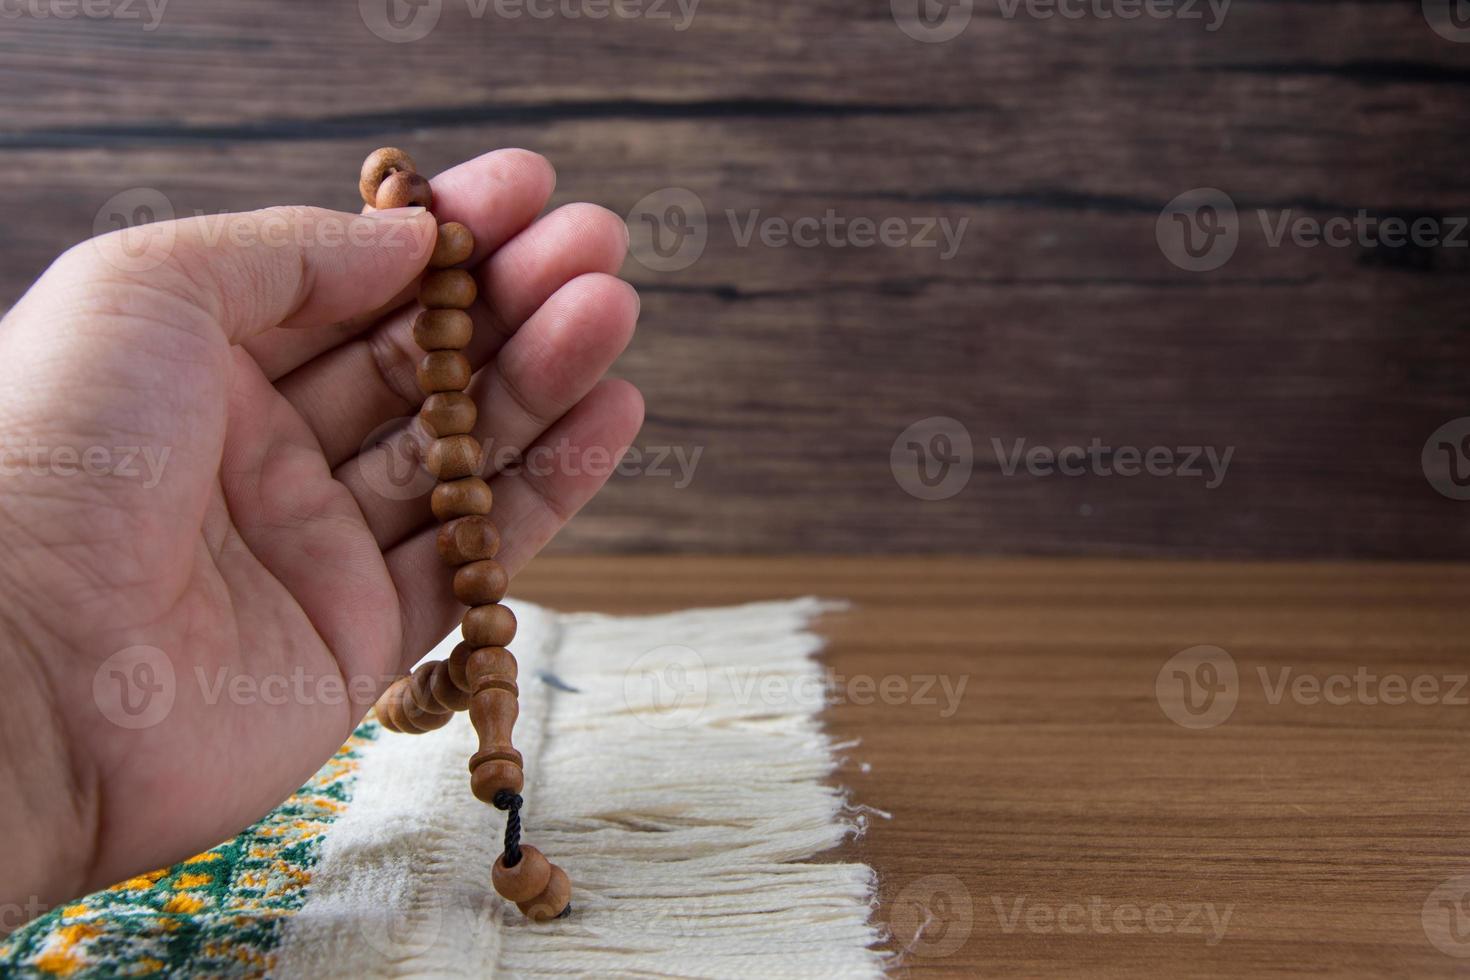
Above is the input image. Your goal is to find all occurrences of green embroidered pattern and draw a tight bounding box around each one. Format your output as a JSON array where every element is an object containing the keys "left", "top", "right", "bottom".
[{"left": 0, "top": 723, "right": 378, "bottom": 978}]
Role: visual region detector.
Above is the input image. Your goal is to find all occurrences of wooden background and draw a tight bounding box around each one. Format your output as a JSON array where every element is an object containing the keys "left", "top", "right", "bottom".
[{"left": 1, "top": 1, "right": 1468, "bottom": 558}]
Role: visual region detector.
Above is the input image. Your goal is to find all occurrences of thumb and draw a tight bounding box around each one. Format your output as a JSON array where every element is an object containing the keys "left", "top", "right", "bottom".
[{"left": 43, "top": 204, "right": 437, "bottom": 345}]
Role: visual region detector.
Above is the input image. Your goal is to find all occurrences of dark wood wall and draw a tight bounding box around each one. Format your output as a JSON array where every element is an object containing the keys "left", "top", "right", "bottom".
[{"left": 1, "top": 1, "right": 1467, "bottom": 558}]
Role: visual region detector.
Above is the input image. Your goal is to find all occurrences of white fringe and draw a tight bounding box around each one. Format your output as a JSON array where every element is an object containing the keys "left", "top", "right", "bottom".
[{"left": 273, "top": 598, "right": 885, "bottom": 979}]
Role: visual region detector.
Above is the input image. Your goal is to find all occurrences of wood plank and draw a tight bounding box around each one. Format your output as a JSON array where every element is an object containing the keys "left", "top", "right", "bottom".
[{"left": 511, "top": 555, "right": 1470, "bottom": 977}]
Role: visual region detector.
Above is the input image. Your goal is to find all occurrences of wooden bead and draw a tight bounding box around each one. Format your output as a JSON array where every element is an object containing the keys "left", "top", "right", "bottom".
[
  {"left": 454, "top": 560, "right": 509, "bottom": 605},
  {"left": 492, "top": 845, "right": 551, "bottom": 903},
  {"left": 463, "top": 602, "right": 517, "bottom": 647},
  {"left": 375, "top": 171, "right": 433, "bottom": 211},
  {"left": 419, "top": 269, "right": 477, "bottom": 309},
  {"left": 373, "top": 672, "right": 452, "bottom": 734},
  {"left": 413, "top": 309, "right": 473, "bottom": 351},
  {"left": 438, "top": 516, "right": 500, "bottom": 565},
  {"left": 427, "top": 435, "right": 483, "bottom": 480},
  {"left": 429, "top": 658, "right": 471, "bottom": 713},
  {"left": 420, "top": 392, "right": 477, "bottom": 437},
  {"left": 471, "top": 758, "right": 524, "bottom": 801},
  {"left": 446, "top": 641, "right": 474, "bottom": 692},
  {"left": 359, "top": 147, "right": 417, "bottom": 206},
  {"left": 518, "top": 864, "right": 572, "bottom": 922},
  {"left": 431, "top": 477, "right": 492, "bottom": 521},
  {"left": 430, "top": 222, "right": 475, "bottom": 268},
  {"left": 467, "top": 646, "right": 518, "bottom": 687},
  {"left": 416, "top": 351, "right": 471, "bottom": 394},
  {"left": 468, "top": 646, "right": 523, "bottom": 803}
]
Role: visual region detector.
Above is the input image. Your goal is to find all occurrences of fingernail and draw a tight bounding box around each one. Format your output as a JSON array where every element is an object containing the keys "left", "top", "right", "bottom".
[{"left": 366, "top": 206, "right": 427, "bottom": 220}]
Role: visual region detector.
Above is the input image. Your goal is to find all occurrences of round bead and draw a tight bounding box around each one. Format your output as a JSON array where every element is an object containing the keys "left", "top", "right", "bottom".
[
  {"left": 492, "top": 845, "right": 552, "bottom": 903},
  {"left": 454, "top": 560, "right": 509, "bottom": 605},
  {"left": 416, "top": 351, "right": 471, "bottom": 394},
  {"left": 438, "top": 516, "right": 500, "bottom": 565},
  {"left": 431, "top": 477, "right": 492, "bottom": 521},
  {"left": 419, "top": 270, "right": 477, "bottom": 309},
  {"left": 471, "top": 758, "right": 524, "bottom": 802},
  {"left": 518, "top": 864, "right": 572, "bottom": 922},
  {"left": 420, "top": 392, "right": 477, "bottom": 437},
  {"left": 359, "top": 147, "right": 417, "bottom": 206},
  {"left": 430, "top": 222, "right": 475, "bottom": 268},
  {"left": 413, "top": 309, "right": 473, "bottom": 351},
  {"left": 375, "top": 171, "right": 432, "bottom": 211},
  {"left": 446, "top": 641, "right": 474, "bottom": 691},
  {"left": 463, "top": 603, "right": 517, "bottom": 648},
  {"left": 428, "top": 435, "right": 483, "bottom": 480},
  {"left": 466, "top": 646, "right": 518, "bottom": 688},
  {"left": 429, "top": 659, "right": 470, "bottom": 712}
]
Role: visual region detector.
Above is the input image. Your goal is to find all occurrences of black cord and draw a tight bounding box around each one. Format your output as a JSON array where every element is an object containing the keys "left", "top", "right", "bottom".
[
  {"left": 493, "top": 788, "right": 572, "bottom": 917},
  {"left": 493, "top": 789, "right": 523, "bottom": 867}
]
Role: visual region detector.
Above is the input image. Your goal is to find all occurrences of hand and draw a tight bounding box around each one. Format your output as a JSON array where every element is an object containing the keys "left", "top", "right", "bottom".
[{"left": 0, "top": 149, "right": 642, "bottom": 918}]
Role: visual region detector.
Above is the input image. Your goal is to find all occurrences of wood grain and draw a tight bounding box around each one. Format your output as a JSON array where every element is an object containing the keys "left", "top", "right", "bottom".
[
  {"left": 514, "top": 555, "right": 1470, "bottom": 978},
  {"left": 0, "top": 4, "right": 1467, "bottom": 557}
]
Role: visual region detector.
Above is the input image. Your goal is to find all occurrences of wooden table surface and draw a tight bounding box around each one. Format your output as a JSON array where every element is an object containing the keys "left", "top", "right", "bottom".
[{"left": 514, "top": 555, "right": 1470, "bottom": 978}]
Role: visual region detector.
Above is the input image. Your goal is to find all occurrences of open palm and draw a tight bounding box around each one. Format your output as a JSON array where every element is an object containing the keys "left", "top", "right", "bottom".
[{"left": 0, "top": 149, "right": 642, "bottom": 912}]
